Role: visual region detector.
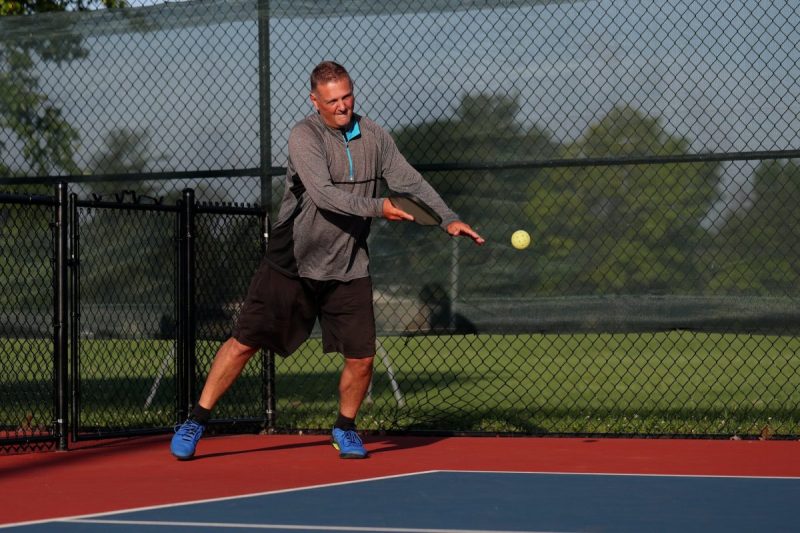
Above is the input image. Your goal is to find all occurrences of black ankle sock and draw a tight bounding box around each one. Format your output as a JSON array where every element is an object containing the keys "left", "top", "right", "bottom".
[
  {"left": 190, "top": 405, "right": 211, "bottom": 425},
  {"left": 334, "top": 413, "right": 356, "bottom": 431}
]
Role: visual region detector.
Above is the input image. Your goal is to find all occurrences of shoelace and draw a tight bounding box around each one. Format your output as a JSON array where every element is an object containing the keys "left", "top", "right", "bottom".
[
  {"left": 342, "top": 430, "right": 362, "bottom": 447},
  {"left": 176, "top": 421, "right": 201, "bottom": 441}
]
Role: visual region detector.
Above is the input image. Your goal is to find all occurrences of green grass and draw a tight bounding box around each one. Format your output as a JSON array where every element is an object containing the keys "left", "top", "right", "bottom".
[
  {"left": 3, "top": 332, "right": 799, "bottom": 438},
  {"left": 270, "top": 331, "right": 800, "bottom": 437}
]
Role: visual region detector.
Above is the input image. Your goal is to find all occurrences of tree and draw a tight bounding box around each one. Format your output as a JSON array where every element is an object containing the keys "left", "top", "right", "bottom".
[
  {"left": 704, "top": 159, "right": 800, "bottom": 296},
  {"left": 0, "top": 44, "right": 79, "bottom": 180},
  {"left": 0, "top": 0, "right": 125, "bottom": 182},
  {"left": 1, "top": 1, "right": 124, "bottom": 15},
  {"left": 394, "top": 93, "right": 557, "bottom": 218},
  {"left": 527, "top": 105, "right": 720, "bottom": 295},
  {"left": 87, "top": 128, "right": 151, "bottom": 176}
]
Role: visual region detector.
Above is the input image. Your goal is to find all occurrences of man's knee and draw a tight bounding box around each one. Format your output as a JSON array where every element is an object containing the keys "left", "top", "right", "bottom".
[
  {"left": 345, "top": 355, "right": 374, "bottom": 375},
  {"left": 221, "top": 337, "right": 260, "bottom": 360}
]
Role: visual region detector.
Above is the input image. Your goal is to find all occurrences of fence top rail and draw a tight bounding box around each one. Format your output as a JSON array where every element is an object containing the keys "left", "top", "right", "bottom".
[
  {"left": 71, "top": 196, "right": 267, "bottom": 215},
  {"left": 0, "top": 168, "right": 271, "bottom": 187},
  {"left": 195, "top": 202, "right": 267, "bottom": 216},
  {"left": 74, "top": 198, "right": 180, "bottom": 213},
  {"left": 0, "top": 192, "right": 56, "bottom": 206},
  {"left": 3, "top": 148, "right": 800, "bottom": 187}
]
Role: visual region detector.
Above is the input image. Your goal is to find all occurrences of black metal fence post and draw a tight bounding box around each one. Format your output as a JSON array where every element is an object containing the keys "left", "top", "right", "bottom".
[
  {"left": 176, "top": 188, "right": 197, "bottom": 421},
  {"left": 261, "top": 210, "right": 275, "bottom": 431},
  {"left": 257, "top": 0, "right": 276, "bottom": 432},
  {"left": 68, "top": 193, "right": 80, "bottom": 443},
  {"left": 262, "top": 354, "right": 275, "bottom": 431},
  {"left": 53, "top": 183, "right": 69, "bottom": 450}
]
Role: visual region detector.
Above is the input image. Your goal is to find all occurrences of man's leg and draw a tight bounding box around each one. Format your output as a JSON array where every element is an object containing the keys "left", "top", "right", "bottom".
[
  {"left": 170, "top": 337, "right": 258, "bottom": 460},
  {"left": 319, "top": 276, "right": 376, "bottom": 459},
  {"left": 331, "top": 355, "right": 374, "bottom": 459},
  {"left": 197, "top": 337, "right": 260, "bottom": 410},
  {"left": 338, "top": 355, "right": 375, "bottom": 418}
]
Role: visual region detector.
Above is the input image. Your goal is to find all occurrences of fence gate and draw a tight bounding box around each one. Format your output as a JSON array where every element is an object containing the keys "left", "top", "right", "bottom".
[
  {"left": 69, "top": 192, "right": 181, "bottom": 440},
  {"left": 68, "top": 188, "right": 269, "bottom": 442}
]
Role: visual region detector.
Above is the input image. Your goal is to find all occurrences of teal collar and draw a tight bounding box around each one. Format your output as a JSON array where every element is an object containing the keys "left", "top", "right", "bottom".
[{"left": 343, "top": 119, "right": 361, "bottom": 142}]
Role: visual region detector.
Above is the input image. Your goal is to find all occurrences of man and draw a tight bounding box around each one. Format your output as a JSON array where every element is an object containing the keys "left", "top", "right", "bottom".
[{"left": 170, "top": 61, "right": 484, "bottom": 460}]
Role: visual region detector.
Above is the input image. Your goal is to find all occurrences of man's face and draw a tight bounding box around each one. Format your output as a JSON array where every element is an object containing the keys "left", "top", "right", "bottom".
[{"left": 310, "top": 77, "right": 355, "bottom": 129}]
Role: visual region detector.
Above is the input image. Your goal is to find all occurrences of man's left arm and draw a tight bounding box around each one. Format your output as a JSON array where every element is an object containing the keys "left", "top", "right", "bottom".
[{"left": 378, "top": 127, "right": 484, "bottom": 244}]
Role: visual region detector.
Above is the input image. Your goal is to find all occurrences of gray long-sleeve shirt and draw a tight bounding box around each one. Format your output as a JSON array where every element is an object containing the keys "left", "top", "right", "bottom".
[{"left": 266, "top": 113, "right": 458, "bottom": 281}]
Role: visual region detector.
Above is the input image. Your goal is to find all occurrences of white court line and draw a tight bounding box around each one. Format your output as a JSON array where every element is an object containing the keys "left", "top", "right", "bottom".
[
  {"left": 434, "top": 469, "right": 800, "bottom": 480},
  {"left": 0, "top": 470, "right": 440, "bottom": 530},
  {"left": 65, "top": 518, "right": 572, "bottom": 533}
]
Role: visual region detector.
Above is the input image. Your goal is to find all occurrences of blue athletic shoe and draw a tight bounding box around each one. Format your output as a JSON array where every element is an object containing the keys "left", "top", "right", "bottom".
[
  {"left": 170, "top": 419, "right": 205, "bottom": 460},
  {"left": 331, "top": 427, "right": 368, "bottom": 459}
]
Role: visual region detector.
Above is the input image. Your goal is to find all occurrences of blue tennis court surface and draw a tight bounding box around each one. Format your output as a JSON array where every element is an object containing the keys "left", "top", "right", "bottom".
[{"left": 5, "top": 470, "right": 799, "bottom": 532}]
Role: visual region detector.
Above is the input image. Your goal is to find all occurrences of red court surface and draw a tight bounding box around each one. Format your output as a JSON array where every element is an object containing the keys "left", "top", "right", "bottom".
[{"left": 1, "top": 434, "right": 798, "bottom": 526}]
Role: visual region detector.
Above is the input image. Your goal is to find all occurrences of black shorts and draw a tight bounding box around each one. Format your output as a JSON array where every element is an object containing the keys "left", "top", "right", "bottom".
[{"left": 232, "top": 261, "right": 376, "bottom": 358}]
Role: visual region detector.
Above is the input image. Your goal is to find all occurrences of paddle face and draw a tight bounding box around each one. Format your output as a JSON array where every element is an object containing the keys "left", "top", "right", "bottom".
[{"left": 389, "top": 193, "right": 442, "bottom": 226}]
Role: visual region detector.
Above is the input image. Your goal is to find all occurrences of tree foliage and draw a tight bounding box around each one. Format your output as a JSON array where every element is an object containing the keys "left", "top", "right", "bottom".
[
  {"left": 1, "top": 1, "right": 125, "bottom": 16},
  {"left": 704, "top": 159, "right": 800, "bottom": 296},
  {"left": 394, "top": 93, "right": 558, "bottom": 215},
  {"left": 527, "top": 105, "right": 720, "bottom": 295},
  {"left": 0, "top": 44, "right": 79, "bottom": 179},
  {"left": 0, "top": 0, "right": 125, "bottom": 180}
]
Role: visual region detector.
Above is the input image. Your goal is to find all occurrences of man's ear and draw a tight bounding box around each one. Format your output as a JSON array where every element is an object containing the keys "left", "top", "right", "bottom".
[{"left": 309, "top": 91, "right": 319, "bottom": 111}]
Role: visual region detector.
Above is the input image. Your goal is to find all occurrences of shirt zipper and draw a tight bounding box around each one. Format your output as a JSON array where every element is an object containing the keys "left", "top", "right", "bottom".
[{"left": 344, "top": 135, "right": 354, "bottom": 181}]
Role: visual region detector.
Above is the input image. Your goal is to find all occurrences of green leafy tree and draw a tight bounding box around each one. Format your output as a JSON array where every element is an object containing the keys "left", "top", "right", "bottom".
[
  {"left": 1, "top": 1, "right": 124, "bottom": 15},
  {"left": 0, "top": 44, "right": 79, "bottom": 180},
  {"left": 0, "top": 0, "right": 125, "bottom": 182},
  {"left": 527, "top": 105, "right": 720, "bottom": 295},
  {"left": 704, "top": 160, "right": 800, "bottom": 296},
  {"left": 394, "top": 93, "right": 557, "bottom": 219}
]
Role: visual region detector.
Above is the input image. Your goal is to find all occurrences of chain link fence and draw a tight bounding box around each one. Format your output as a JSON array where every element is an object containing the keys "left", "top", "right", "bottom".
[
  {"left": 0, "top": 193, "right": 57, "bottom": 452},
  {"left": 2, "top": 0, "right": 799, "bottom": 448},
  {"left": 194, "top": 204, "right": 267, "bottom": 425},
  {"left": 71, "top": 199, "right": 178, "bottom": 436}
]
